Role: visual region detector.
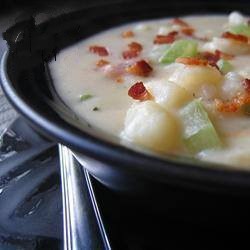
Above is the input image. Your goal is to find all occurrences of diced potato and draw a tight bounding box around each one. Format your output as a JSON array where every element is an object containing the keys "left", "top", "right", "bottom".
[
  {"left": 134, "top": 23, "right": 151, "bottom": 32},
  {"left": 238, "top": 68, "right": 250, "bottom": 79},
  {"left": 121, "top": 101, "right": 179, "bottom": 152},
  {"left": 168, "top": 63, "right": 222, "bottom": 95},
  {"left": 195, "top": 84, "right": 219, "bottom": 100},
  {"left": 202, "top": 37, "right": 250, "bottom": 55},
  {"left": 157, "top": 26, "right": 172, "bottom": 35},
  {"left": 228, "top": 11, "right": 246, "bottom": 27},
  {"left": 145, "top": 80, "right": 193, "bottom": 110},
  {"left": 220, "top": 72, "right": 244, "bottom": 99}
]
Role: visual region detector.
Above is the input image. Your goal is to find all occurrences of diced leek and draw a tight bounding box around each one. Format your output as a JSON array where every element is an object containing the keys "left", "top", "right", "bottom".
[
  {"left": 179, "top": 99, "right": 221, "bottom": 153},
  {"left": 229, "top": 24, "right": 250, "bottom": 37},
  {"left": 217, "top": 59, "right": 233, "bottom": 74},
  {"left": 159, "top": 39, "right": 198, "bottom": 64},
  {"left": 80, "top": 94, "right": 93, "bottom": 101}
]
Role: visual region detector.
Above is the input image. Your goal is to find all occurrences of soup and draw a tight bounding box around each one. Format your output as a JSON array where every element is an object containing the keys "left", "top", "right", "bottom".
[{"left": 50, "top": 12, "right": 250, "bottom": 168}]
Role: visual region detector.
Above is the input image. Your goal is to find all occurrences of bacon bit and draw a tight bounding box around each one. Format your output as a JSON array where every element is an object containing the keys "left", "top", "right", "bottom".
[
  {"left": 215, "top": 93, "right": 250, "bottom": 113},
  {"left": 243, "top": 79, "right": 250, "bottom": 93},
  {"left": 222, "top": 32, "right": 248, "bottom": 43},
  {"left": 96, "top": 59, "right": 110, "bottom": 67},
  {"left": 122, "top": 42, "right": 143, "bottom": 59},
  {"left": 122, "top": 30, "right": 134, "bottom": 38},
  {"left": 200, "top": 50, "right": 234, "bottom": 70},
  {"left": 181, "top": 27, "right": 195, "bottom": 36},
  {"left": 89, "top": 46, "right": 109, "bottom": 56},
  {"left": 153, "top": 31, "right": 178, "bottom": 44},
  {"left": 128, "top": 82, "right": 151, "bottom": 101},
  {"left": 172, "top": 18, "right": 189, "bottom": 27},
  {"left": 122, "top": 50, "right": 139, "bottom": 59},
  {"left": 125, "top": 60, "right": 153, "bottom": 77},
  {"left": 175, "top": 57, "right": 208, "bottom": 66},
  {"left": 128, "top": 42, "right": 143, "bottom": 52},
  {"left": 172, "top": 18, "right": 196, "bottom": 37},
  {"left": 200, "top": 51, "right": 220, "bottom": 64},
  {"left": 215, "top": 99, "right": 239, "bottom": 112}
]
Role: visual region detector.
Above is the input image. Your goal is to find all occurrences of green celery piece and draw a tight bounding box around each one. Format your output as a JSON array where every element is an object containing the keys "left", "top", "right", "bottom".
[
  {"left": 217, "top": 59, "right": 233, "bottom": 74},
  {"left": 159, "top": 39, "right": 198, "bottom": 64},
  {"left": 80, "top": 94, "right": 93, "bottom": 101},
  {"left": 179, "top": 99, "right": 221, "bottom": 154},
  {"left": 229, "top": 24, "right": 250, "bottom": 37}
]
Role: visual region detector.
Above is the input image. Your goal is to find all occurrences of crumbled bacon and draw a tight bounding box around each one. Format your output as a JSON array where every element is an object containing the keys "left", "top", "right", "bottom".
[
  {"left": 243, "top": 79, "right": 250, "bottom": 93},
  {"left": 222, "top": 32, "right": 248, "bottom": 43},
  {"left": 215, "top": 99, "right": 239, "bottom": 112},
  {"left": 172, "top": 18, "right": 189, "bottom": 27},
  {"left": 200, "top": 51, "right": 220, "bottom": 64},
  {"left": 181, "top": 27, "right": 195, "bottom": 36},
  {"left": 89, "top": 46, "right": 109, "bottom": 56},
  {"left": 122, "top": 30, "right": 134, "bottom": 38},
  {"left": 199, "top": 50, "right": 234, "bottom": 70},
  {"left": 128, "top": 42, "right": 143, "bottom": 52},
  {"left": 172, "top": 18, "right": 197, "bottom": 37},
  {"left": 128, "top": 82, "right": 151, "bottom": 101},
  {"left": 215, "top": 93, "right": 250, "bottom": 113},
  {"left": 125, "top": 60, "right": 153, "bottom": 77},
  {"left": 175, "top": 57, "right": 208, "bottom": 66},
  {"left": 122, "top": 50, "right": 139, "bottom": 59},
  {"left": 122, "top": 42, "right": 143, "bottom": 59},
  {"left": 96, "top": 59, "right": 110, "bottom": 67},
  {"left": 153, "top": 31, "right": 178, "bottom": 44}
]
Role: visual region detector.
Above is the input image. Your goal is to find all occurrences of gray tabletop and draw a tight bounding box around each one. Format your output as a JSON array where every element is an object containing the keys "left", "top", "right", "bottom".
[{"left": 0, "top": 12, "right": 22, "bottom": 134}]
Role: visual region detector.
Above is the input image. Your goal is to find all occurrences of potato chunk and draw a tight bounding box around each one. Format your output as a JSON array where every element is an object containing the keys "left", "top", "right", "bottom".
[
  {"left": 145, "top": 80, "right": 193, "bottom": 110},
  {"left": 121, "top": 101, "right": 179, "bottom": 152},
  {"left": 168, "top": 63, "right": 222, "bottom": 95}
]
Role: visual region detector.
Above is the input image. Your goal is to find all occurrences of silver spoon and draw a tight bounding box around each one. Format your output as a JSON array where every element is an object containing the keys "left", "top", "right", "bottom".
[{"left": 59, "top": 145, "right": 111, "bottom": 250}]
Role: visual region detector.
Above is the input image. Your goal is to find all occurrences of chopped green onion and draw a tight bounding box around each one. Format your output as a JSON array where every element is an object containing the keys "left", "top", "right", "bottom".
[
  {"left": 229, "top": 24, "right": 250, "bottom": 37},
  {"left": 80, "top": 94, "right": 93, "bottom": 101},
  {"left": 93, "top": 107, "right": 99, "bottom": 111},
  {"left": 216, "top": 59, "right": 233, "bottom": 74},
  {"left": 179, "top": 99, "right": 221, "bottom": 153},
  {"left": 159, "top": 39, "right": 198, "bottom": 64}
]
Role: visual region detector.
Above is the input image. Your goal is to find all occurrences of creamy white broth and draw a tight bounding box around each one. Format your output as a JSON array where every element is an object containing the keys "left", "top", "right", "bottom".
[{"left": 50, "top": 13, "right": 250, "bottom": 168}]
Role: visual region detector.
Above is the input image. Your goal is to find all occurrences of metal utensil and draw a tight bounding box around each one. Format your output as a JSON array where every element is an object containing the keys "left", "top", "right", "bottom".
[{"left": 59, "top": 145, "right": 111, "bottom": 250}]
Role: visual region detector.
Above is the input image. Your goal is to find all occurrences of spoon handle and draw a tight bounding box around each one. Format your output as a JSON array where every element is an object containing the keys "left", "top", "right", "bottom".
[{"left": 59, "top": 145, "right": 111, "bottom": 250}]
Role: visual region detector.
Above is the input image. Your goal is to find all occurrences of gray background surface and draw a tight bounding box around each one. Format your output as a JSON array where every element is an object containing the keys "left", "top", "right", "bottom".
[{"left": 0, "top": 12, "right": 19, "bottom": 134}]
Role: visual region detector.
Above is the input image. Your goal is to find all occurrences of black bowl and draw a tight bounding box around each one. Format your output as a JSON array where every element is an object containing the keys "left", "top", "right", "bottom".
[{"left": 2, "top": 0, "right": 250, "bottom": 199}]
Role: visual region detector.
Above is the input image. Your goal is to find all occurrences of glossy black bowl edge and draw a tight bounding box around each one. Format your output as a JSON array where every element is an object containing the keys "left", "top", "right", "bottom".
[{"left": 2, "top": 2, "right": 250, "bottom": 196}]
